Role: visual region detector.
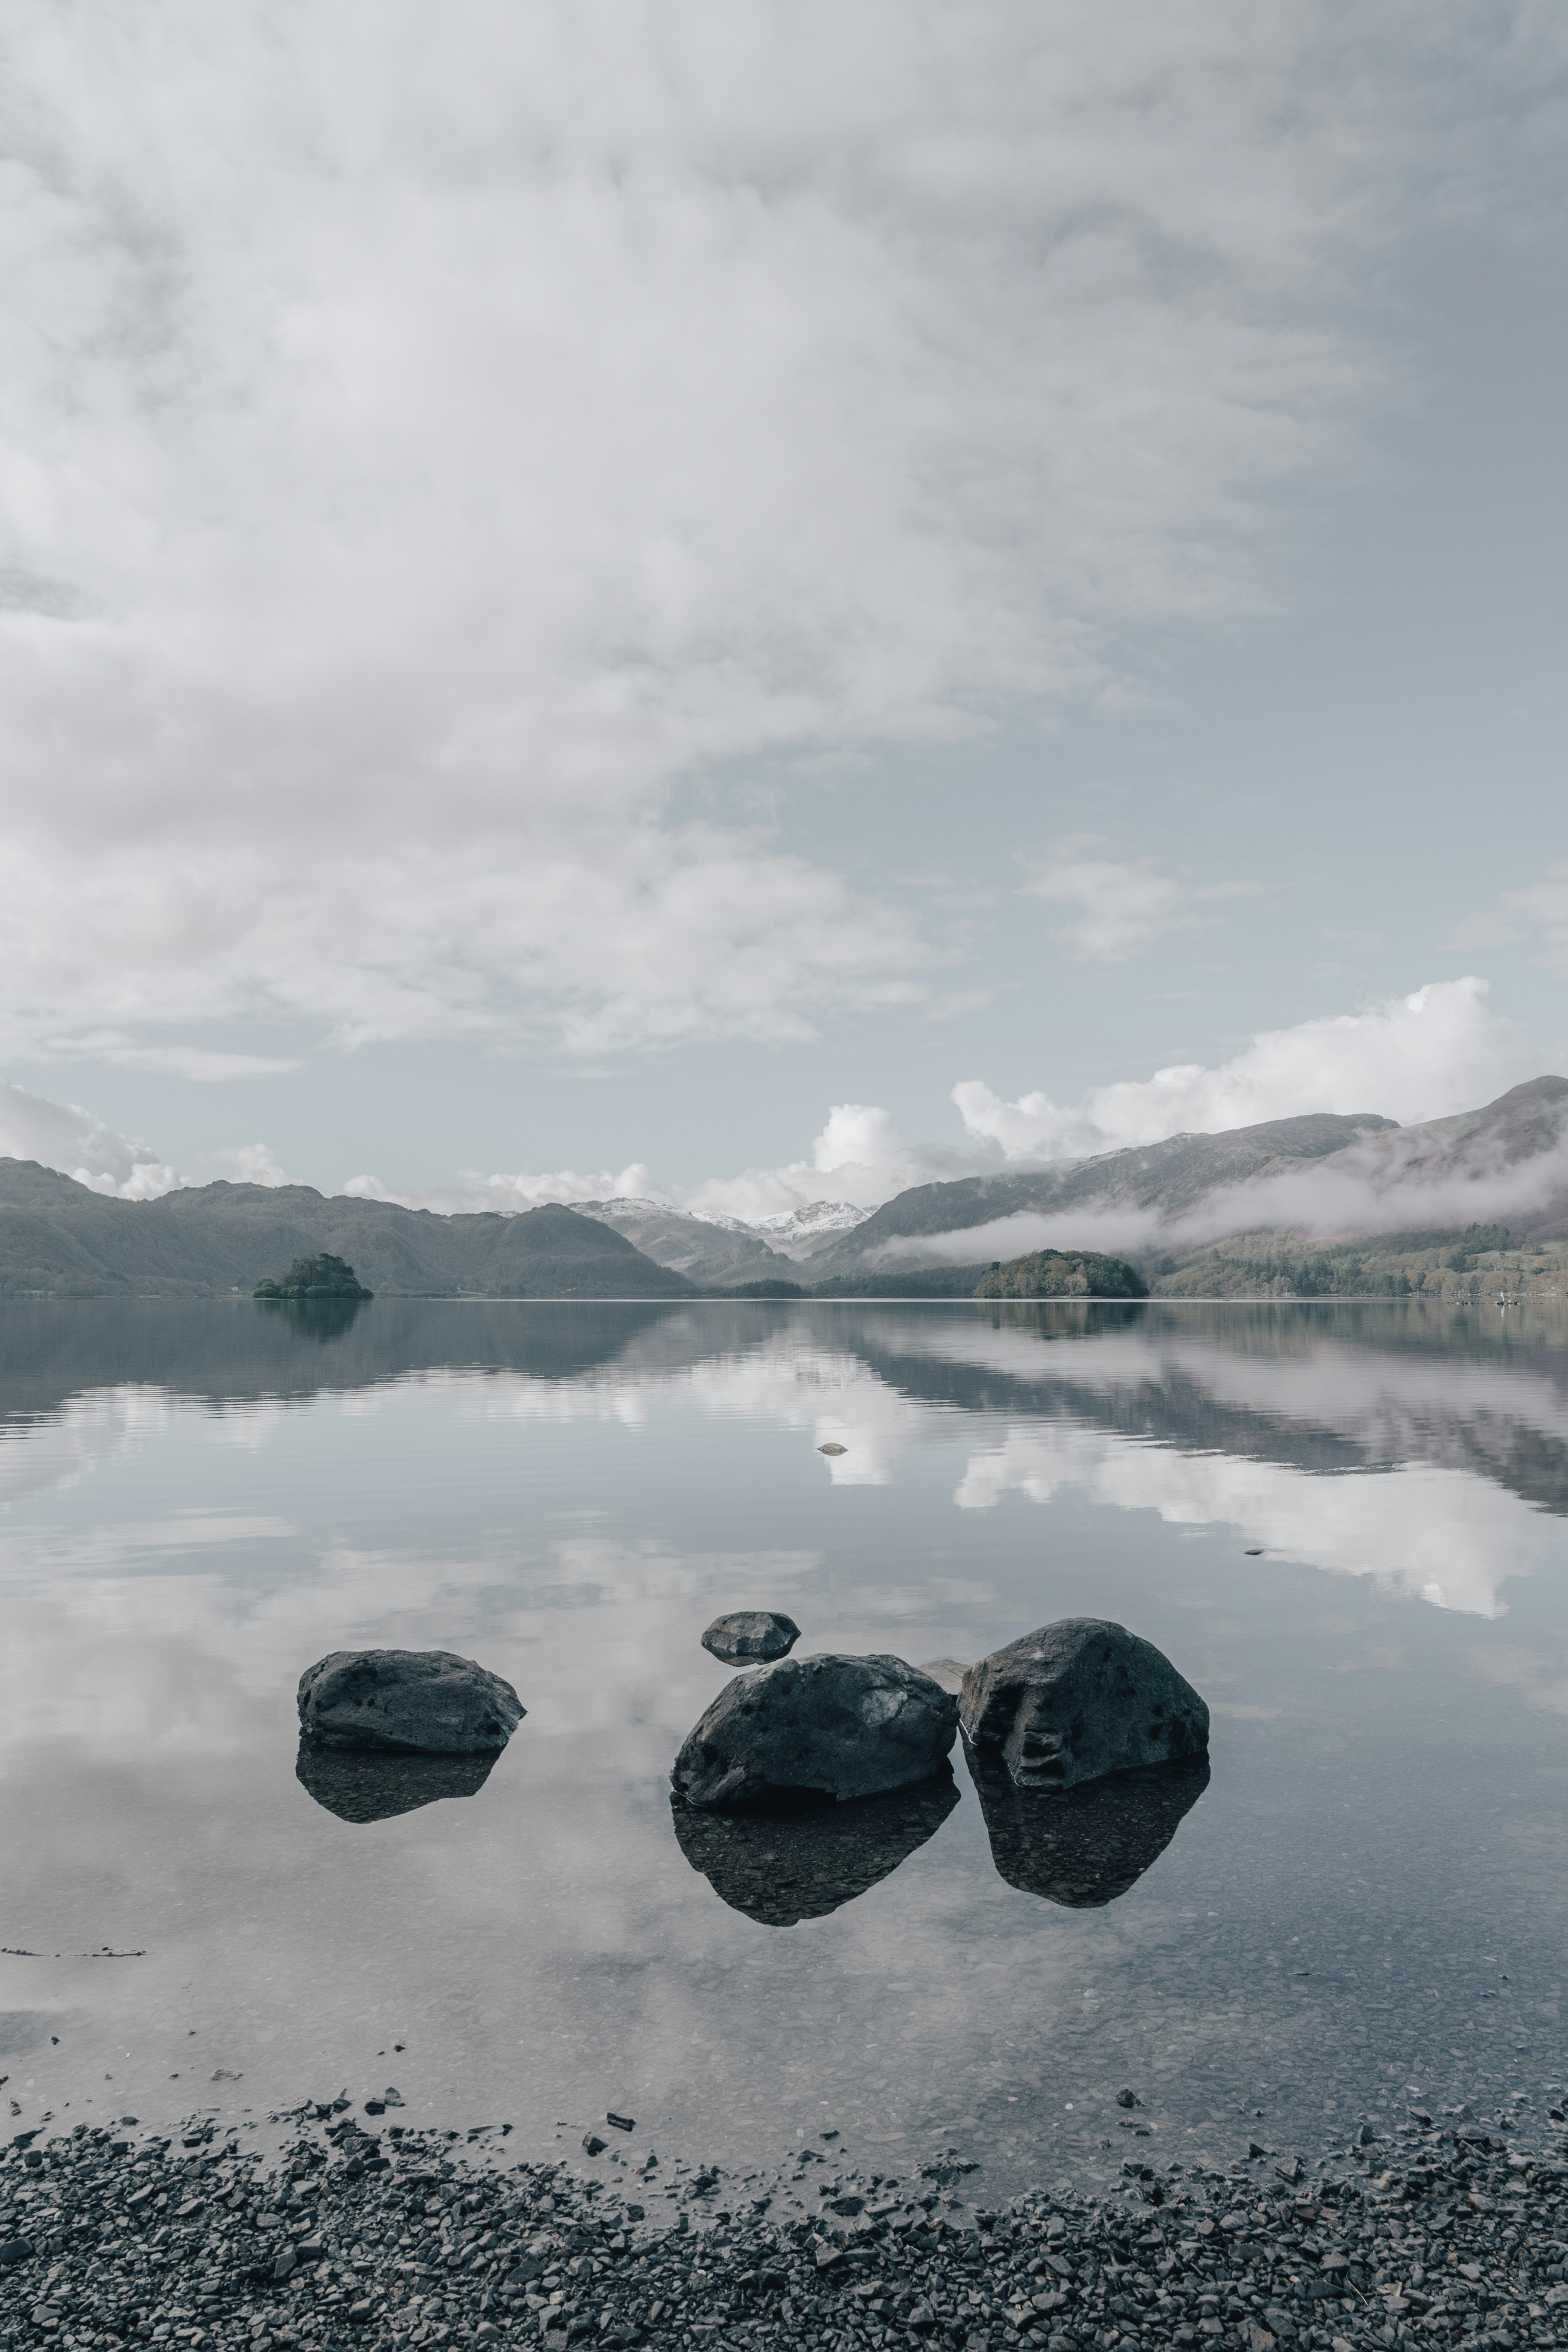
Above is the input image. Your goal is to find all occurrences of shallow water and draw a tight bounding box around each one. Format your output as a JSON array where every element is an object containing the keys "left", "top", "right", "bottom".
[{"left": 2, "top": 1297, "right": 1566, "bottom": 2204}]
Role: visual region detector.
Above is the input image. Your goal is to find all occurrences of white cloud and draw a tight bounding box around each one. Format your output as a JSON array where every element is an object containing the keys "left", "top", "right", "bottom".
[
  {"left": 342, "top": 1162, "right": 662, "bottom": 1215},
  {"left": 346, "top": 1102, "right": 958, "bottom": 1224},
  {"left": 212, "top": 1143, "right": 294, "bottom": 1187},
  {"left": 0, "top": 1077, "right": 182, "bottom": 1199},
  {"left": 0, "top": 4, "right": 1551, "bottom": 1063},
  {"left": 953, "top": 977, "right": 1531, "bottom": 1161},
  {"left": 1021, "top": 841, "right": 1259, "bottom": 963}
]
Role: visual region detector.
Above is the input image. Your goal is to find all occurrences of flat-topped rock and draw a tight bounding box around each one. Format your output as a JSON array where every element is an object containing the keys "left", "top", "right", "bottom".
[
  {"left": 960, "top": 1617, "right": 1207, "bottom": 1791},
  {"left": 701, "top": 1609, "right": 802, "bottom": 1665},
  {"left": 672, "top": 1652, "right": 958, "bottom": 1811},
  {"left": 297, "top": 1648, "right": 524, "bottom": 1755}
]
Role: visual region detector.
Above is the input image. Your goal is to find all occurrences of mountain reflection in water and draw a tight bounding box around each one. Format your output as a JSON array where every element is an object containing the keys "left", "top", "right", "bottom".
[
  {"left": 295, "top": 1738, "right": 499, "bottom": 1823},
  {"left": 967, "top": 1742, "right": 1211, "bottom": 1908},
  {"left": 670, "top": 1768, "right": 960, "bottom": 1925}
]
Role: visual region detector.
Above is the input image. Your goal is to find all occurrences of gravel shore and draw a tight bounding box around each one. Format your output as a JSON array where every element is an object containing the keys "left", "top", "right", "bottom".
[{"left": 4, "top": 2096, "right": 1567, "bottom": 2352}]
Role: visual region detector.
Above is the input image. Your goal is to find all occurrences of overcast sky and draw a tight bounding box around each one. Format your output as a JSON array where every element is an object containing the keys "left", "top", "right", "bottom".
[{"left": 2, "top": 1, "right": 1565, "bottom": 1215}]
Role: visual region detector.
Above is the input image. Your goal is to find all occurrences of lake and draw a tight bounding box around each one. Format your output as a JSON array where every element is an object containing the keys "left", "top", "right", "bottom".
[{"left": 2, "top": 1297, "right": 1566, "bottom": 2207}]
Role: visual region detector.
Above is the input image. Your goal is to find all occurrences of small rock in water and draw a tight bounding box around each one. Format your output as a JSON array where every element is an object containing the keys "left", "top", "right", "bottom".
[
  {"left": 606, "top": 2111, "right": 635, "bottom": 2131},
  {"left": 582, "top": 2132, "right": 608, "bottom": 2156},
  {"left": 818, "top": 1441, "right": 848, "bottom": 1456},
  {"left": 297, "top": 1648, "right": 524, "bottom": 1755},
  {"left": 701, "top": 1610, "right": 801, "bottom": 1665},
  {"left": 672, "top": 1652, "right": 958, "bottom": 1809},
  {"left": 1115, "top": 2088, "right": 1142, "bottom": 2109},
  {"left": 960, "top": 1617, "right": 1209, "bottom": 1791},
  {"left": 1356, "top": 2123, "right": 1378, "bottom": 2145}
]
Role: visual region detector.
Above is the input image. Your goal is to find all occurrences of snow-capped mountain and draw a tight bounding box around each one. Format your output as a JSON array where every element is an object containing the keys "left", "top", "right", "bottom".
[{"left": 751, "top": 1200, "right": 874, "bottom": 1260}]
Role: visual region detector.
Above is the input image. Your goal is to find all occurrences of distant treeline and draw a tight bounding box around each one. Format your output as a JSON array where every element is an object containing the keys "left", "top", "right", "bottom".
[{"left": 1150, "top": 1224, "right": 1568, "bottom": 1300}]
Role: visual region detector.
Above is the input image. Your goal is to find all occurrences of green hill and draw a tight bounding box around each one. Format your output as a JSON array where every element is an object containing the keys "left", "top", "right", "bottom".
[{"left": 0, "top": 1161, "right": 699, "bottom": 1299}]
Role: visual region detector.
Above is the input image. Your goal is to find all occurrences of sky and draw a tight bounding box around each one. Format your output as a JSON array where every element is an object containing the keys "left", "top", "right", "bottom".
[{"left": 1, "top": 1, "right": 1566, "bottom": 1220}]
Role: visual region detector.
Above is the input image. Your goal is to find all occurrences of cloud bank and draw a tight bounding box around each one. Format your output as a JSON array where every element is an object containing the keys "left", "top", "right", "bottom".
[
  {"left": 953, "top": 978, "right": 1529, "bottom": 1161},
  {"left": 0, "top": 4, "right": 1559, "bottom": 1068},
  {"left": 6, "top": 975, "right": 1554, "bottom": 1234},
  {"left": 0, "top": 1080, "right": 180, "bottom": 1200}
]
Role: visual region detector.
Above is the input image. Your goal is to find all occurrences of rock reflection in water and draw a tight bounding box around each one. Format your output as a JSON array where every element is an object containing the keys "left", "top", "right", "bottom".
[
  {"left": 968, "top": 1739, "right": 1209, "bottom": 1907},
  {"left": 670, "top": 1768, "right": 960, "bottom": 1926},
  {"left": 254, "top": 1295, "right": 368, "bottom": 1343},
  {"left": 296, "top": 1738, "right": 498, "bottom": 1824}
]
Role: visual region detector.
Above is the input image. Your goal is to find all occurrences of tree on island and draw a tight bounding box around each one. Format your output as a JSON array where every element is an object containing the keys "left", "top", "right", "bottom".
[
  {"left": 973, "top": 1247, "right": 1147, "bottom": 1300},
  {"left": 253, "top": 1253, "right": 374, "bottom": 1300}
]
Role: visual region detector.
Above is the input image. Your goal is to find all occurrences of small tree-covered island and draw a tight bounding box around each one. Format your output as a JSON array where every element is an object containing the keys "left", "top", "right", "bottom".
[
  {"left": 973, "top": 1247, "right": 1148, "bottom": 1299},
  {"left": 252, "top": 1252, "right": 374, "bottom": 1301}
]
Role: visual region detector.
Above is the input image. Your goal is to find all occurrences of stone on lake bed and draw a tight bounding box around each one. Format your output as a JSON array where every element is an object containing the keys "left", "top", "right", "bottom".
[
  {"left": 672, "top": 1652, "right": 958, "bottom": 1810},
  {"left": 297, "top": 1648, "right": 524, "bottom": 1755},
  {"left": 701, "top": 1609, "right": 802, "bottom": 1665},
  {"left": 960, "top": 1617, "right": 1208, "bottom": 1791}
]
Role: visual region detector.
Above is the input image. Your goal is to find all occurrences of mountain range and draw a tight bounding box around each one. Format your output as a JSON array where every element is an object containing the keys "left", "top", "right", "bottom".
[{"left": 3, "top": 1075, "right": 1566, "bottom": 1299}]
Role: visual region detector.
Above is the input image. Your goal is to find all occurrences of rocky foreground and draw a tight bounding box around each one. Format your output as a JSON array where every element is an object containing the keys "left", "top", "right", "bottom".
[{"left": 3, "top": 2097, "right": 1568, "bottom": 2352}]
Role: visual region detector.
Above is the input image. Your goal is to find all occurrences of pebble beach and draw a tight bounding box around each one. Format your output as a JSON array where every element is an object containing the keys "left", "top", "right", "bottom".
[{"left": 4, "top": 2092, "right": 1567, "bottom": 2352}]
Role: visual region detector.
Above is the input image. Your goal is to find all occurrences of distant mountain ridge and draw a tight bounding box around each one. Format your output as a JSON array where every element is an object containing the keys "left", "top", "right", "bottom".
[
  {"left": 805, "top": 1108, "right": 1399, "bottom": 1273},
  {"left": 576, "top": 1197, "right": 789, "bottom": 1285},
  {"left": 6, "top": 1077, "right": 1567, "bottom": 1300},
  {"left": 0, "top": 1162, "right": 698, "bottom": 1299},
  {"left": 804, "top": 1078, "right": 1568, "bottom": 1284}
]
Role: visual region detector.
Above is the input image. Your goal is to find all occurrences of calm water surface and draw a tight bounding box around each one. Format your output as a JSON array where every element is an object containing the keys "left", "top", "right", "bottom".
[{"left": 2, "top": 1298, "right": 1566, "bottom": 2203}]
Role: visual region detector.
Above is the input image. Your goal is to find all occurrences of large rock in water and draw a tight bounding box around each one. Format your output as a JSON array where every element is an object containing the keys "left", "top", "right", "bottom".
[
  {"left": 701, "top": 1610, "right": 801, "bottom": 1665},
  {"left": 672, "top": 1654, "right": 958, "bottom": 1811},
  {"left": 960, "top": 1618, "right": 1207, "bottom": 1791},
  {"left": 671, "top": 1768, "right": 959, "bottom": 1924},
  {"left": 298, "top": 1649, "right": 524, "bottom": 1755}
]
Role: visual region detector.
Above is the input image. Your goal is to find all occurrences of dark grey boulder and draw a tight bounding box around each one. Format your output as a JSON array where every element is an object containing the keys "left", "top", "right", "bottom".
[
  {"left": 672, "top": 1653, "right": 958, "bottom": 1811},
  {"left": 297, "top": 1649, "right": 523, "bottom": 1755},
  {"left": 959, "top": 1617, "right": 1207, "bottom": 1791},
  {"left": 671, "top": 1767, "right": 959, "bottom": 1925},
  {"left": 701, "top": 1609, "right": 802, "bottom": 1665}
]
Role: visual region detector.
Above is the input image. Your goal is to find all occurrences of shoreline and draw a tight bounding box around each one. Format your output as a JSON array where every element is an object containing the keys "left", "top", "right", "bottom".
[{"left": 5, "top": 2096, "right": 1567, "bottom": 2352}]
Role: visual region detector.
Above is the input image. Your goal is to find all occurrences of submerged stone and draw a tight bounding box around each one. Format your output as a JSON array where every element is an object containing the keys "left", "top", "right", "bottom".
[
  {"left": 672, "top": 1652, "right": 958, "bottom": 1810},
  {"left": 297, "top": 1648, "right": 524, "bottom": 1755},
  {"left": 295, "top": 1738, "right": 499, "bottom": 1822},
  {"left": 968, "top": 1738, "right": 1210, "bottom": 1907},
  {"left": 701, "top": 1609, "right": 802, "bottom": 1665},
  {"left": 671, "top": 1767, "right": 959, "bottom": 1924},
  {"left": 960, "top": 1617, "right": 1208, "bottom": 1791}
]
